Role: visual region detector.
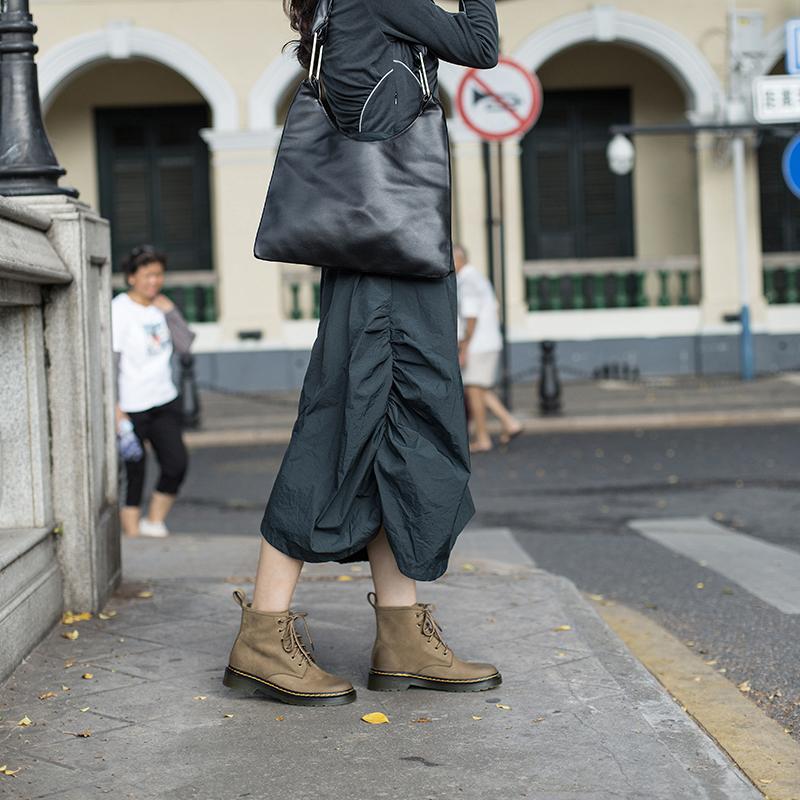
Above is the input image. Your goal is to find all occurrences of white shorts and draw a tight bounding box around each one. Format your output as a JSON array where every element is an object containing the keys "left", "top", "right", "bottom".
[{"left": 461, "top": 350, "right": 500, "bottom": 388}]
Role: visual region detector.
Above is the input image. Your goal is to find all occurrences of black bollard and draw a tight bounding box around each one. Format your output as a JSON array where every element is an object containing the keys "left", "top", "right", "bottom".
[
  {"left": 180, "top": 354, "right": 202, "bottom": 430},
  {"left": 539, "top": 340, "right": 562, "bottom": 416}
]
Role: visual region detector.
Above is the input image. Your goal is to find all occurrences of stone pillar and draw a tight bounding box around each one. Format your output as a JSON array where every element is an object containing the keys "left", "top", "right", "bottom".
[{"left": 23, "top": 195, "right": 120, "bottom": 611}]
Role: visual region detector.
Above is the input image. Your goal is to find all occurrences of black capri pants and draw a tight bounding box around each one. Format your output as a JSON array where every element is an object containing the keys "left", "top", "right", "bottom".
[{"left": 124, "top": 396, "right": 188, "bottom": 507}]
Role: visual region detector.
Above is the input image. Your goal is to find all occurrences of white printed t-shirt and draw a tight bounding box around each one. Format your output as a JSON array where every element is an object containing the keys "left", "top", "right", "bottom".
[
  {"left": 112, "top": 292, "right": 178, "bottom": 413},
  {"left": 456, "top": 263, "right": 503, "bottom": 354}
]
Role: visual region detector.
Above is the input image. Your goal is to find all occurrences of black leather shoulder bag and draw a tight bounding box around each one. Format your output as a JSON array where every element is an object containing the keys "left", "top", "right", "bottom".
[{"left": 253, "top": 0, "right": 453, "bottom": 279}]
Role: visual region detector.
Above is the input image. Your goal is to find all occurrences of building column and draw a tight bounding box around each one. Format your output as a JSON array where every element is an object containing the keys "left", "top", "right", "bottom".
[
  {"left": 202, "top": 130, "right": 286, "bottom": 343},
  {"left": 696, "top": 132, "right": 766, "bottom": 329}
]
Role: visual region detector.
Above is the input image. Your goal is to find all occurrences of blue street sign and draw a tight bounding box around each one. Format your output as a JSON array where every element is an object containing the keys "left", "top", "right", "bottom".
[
  {"left": 787, "top": 20, "right": 800, "bottom": 75},
  {"left": 782, "top": 135, "right": 800, "bottom": 198}
]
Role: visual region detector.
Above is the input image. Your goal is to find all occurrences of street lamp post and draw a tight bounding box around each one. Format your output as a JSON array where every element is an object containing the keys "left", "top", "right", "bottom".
[{"left": 0, "top": 0, "right": 76, "bottom": 196}]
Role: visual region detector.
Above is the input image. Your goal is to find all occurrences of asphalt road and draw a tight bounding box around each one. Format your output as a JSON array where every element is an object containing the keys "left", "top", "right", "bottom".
[{"left": 150, "top": 423, "right": 800, "bottom": 740}]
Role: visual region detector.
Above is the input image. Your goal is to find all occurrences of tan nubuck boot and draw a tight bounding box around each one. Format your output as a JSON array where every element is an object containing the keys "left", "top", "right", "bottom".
[
  {"left": 223, "top": 590, "right": 356, "bottom": 706},
  {"left": 366, "top": 592, "right": 502, "bottom": 692}
]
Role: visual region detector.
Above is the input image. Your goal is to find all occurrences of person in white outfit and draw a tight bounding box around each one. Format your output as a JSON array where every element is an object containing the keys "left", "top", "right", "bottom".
[
  {"left": 112, "top": 245, "right": 196, "bottom": 537},
  {"left": 455, "top": 244, "right": 522, "bottom": 453}
]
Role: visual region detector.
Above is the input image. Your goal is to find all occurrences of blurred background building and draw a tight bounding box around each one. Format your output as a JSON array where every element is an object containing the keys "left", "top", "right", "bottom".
[{"left": 32, "top": 0, "right": 800, "bottom": 389}]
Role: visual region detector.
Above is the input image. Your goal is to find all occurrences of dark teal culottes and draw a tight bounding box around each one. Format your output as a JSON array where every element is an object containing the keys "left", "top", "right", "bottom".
[{"left": 260, "top": 266, "right": 475, "bottom": 581}]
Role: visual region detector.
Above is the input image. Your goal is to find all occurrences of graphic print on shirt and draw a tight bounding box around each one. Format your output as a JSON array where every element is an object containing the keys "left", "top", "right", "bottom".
[{"left": 143, "top": 319, "right": 171, "bottom": 356}]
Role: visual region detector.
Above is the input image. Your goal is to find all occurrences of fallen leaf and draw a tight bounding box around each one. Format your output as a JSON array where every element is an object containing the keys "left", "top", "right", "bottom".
[
  {"left": 98, "top": 611, "right": 117, "bottom": 620},
  {"left": 38, "top": 691, "right": 57, "bottom": 700},
  {"left": 738, "top": 680, "right": 751, "bottom": 694},
  {"left": 556, "top": 652, "right": 567, "bottom": 658},
  {"left": 471, "top": 715, "right": 482, "bottom": 721},
  {"left": 224, "top": 713, "right": 234, "bottom": 718},
  {"left": 412, "top": 717, "right": 432, "bottom": 724},
  {"left": 461, "top": 563, "right": 477, "bottom": 572},
  {"left": 193, "top": 695, "right": 207, "bottom": 701},
  {"left": 532, "top": 716, "right": 546, "bottom": 723},
  {"left": 63, "top": 660, "right": 75, "bottom": 668},
  {"left": 61, "top": 611, "right": 92, "bottom": 625},
  {"left": 350, "top": 565, "right": 364, "bottom": 573},
  {"left": 17, "top": 716, "right": 32, "bottom": 727},
  {"left": 275, "top": 715, "right": 285, "bottom": 722},
  {"left": 695, "top": 582, "right": 705, "bottom": 590},
  {"left": 552, "top": 625, "right": 572, "bottom": 632},
  {"left": 336, "top": 575, "right": 353, "bottom": 582},
  {"left": 0, "top": 766, "right": 21, "bottom": 776},
  {"left": 62, "top": 630, "right": 79, "bottom": 640},
  {"left": 759, "top": 779, "right": 773, "bottom": 785},
  {"left": 80, "top": 707, "right": 90, "bottom": 713},
  {"left": 496, "top": 704, "right": 511, "bottom": 710},
  {"left": 82, "top": 673, "right": 93, "bottom": 680},
  {"left": 136, "top": 590, "right": 153, "bottom": 599},
  {"left": 587, "top": 594, "right": 604, "bottom": 602},
  {"left": 361, "top": 712, "right": 389, "bottom": 725},
  {"left": 704, "top": 659, "right": 718, "bottom": 666},
  {"left": 69, "top": 729, "right": 92, "bottom": 738},
  {"left": 61, "top": 685, "right": 71, "bottom": 691}
]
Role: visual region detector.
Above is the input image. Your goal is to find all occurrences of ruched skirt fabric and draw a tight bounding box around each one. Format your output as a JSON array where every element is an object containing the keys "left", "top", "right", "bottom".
[{"left": 260, "top": 266, "right": 475, "bottom": 582}]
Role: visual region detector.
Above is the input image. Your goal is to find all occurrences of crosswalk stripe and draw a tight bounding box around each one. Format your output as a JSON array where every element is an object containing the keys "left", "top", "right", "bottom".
[{"left": 628, "top": 517, "right": 800, "bottom": 615}]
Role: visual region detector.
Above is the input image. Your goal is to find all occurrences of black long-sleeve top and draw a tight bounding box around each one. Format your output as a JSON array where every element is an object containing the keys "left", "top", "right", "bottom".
[{"left": 319, "top": 0, "right": 498, "bottom": 137}]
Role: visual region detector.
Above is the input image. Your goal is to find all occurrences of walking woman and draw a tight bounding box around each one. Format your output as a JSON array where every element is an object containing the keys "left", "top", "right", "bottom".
[
  {"left": 112, "top": 245, "right": 196, "bottom": 538},
  {"left": 224, "top": 0, "right": 501, "bottom": 705}
]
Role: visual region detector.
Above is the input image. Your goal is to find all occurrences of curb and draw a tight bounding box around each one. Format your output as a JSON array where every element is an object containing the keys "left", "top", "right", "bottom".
[{"left": 184, "top": 407, "right": 800, "bottom": 449}]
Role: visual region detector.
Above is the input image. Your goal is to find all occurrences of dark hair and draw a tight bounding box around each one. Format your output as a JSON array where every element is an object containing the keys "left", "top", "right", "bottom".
[
  {"left": 121, "top": 245, "right": 167, "bottom": 277},
  {"left": 282, "top": 0, "right": 317, "bottom": 70}
]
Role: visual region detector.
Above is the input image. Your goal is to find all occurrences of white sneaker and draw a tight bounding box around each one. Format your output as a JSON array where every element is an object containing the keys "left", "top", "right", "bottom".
[{"left": 139, "top": 518, "right": 169, "bottom": 538}]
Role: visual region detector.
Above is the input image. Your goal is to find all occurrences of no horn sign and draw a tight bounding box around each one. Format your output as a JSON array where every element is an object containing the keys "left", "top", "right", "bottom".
[{"left": 456, "top": 57, "right": 543, "bottom": 141}]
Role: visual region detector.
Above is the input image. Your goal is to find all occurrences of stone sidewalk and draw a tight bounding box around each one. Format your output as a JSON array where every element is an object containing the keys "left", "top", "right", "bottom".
[
  {"left": 186, "top": 374, "right": 800, "bottom": 447},
  {"left": 0, "top": 529, "right": 761, "bottom": 800}
]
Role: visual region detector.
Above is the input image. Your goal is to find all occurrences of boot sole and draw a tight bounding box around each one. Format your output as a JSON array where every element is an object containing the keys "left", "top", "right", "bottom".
[
  {"left": 367, "top": 669, "right": 502, "bottom": 693},
  {"left": 223, "top": 666, "right": 356, "bottom": 707}
]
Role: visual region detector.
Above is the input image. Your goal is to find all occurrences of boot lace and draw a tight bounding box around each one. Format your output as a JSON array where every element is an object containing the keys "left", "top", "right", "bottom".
[
  {"left": 277, "top": 612, "right": 315, "bottom": 666},
  {"left": 416, "top": 604, "right": 450, "bottom": 656}
]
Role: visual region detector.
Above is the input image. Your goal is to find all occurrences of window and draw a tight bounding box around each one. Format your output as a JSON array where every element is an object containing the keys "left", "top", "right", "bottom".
[
  {"left": 96, "top": 105, "right": 213, "bottom": 273},
  {"left": 521, "top": 89, "right": 634, "bottom": 260},
  {"left": 758, "top": 132, "right": 800, "bottom": 253}
]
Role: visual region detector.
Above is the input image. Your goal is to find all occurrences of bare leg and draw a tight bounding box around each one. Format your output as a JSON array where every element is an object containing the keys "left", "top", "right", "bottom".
[
  {"left": 251, "top": 539, "right": 303, "bottom": 612},
  {"left": 465, "top": 386, "right": 492, "bottom": 451},
  {"left": 368, "top": 526, "right": 417, "bottom": 606},
  {"left": 483, "top": 390, "right": 522, "bottom": 437},
  {"left": 120, "top": 506, "right": 141, "bottom": 537},
  {"left": 146, "top": 490, "right": 176, "bottom": 524}
]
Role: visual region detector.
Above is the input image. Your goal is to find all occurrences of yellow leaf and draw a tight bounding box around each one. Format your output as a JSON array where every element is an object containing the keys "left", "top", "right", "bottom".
[
  {"left": 275, "top": 715, "right": 285, "bottom": 722},
  {"left": 80, "top": 707, "right": 90, "bottom": 713},
  {"left": 64, "top": 659, "right": 75, "bottom": 668},
  {"left": 136, "top": 590, "right": 153, "bottom": 599},
  {"left": 336, "top": 575, "right": 353, "bottom": 582},
  {"left": 361, "top": 712, "right": 389, "bottom": 725},
  {"left": 224, "top": 713, "right": 234, "bottom": 718},
  {"left": 62, "top": 629, "right": 79, "bottom": 640},
  {"left": 496, "top": 704, "right": 511, "bottom": 710},
  {"left": 552, "top": 625, "right": 572, "bottom": 632},
  {"left": 18, "top": 716, "right": 32, "bottom": 727},
  {"left": 76, "top": 729, "right": 92, "bottom": 738},
  {"left": 759, "top": 779, "right": 773, "bottom": 785},
  {"left": 193, "top": 695, "right": 207, "bottom": 701},
  {"left": 38, "top": 691, "right": 57, "bottom": 700},
  {"left": 412, "top": 717, "right": 432, "bottom": 724},
  {"left": 61, "top": 611, "right": 92, "bottom": 625},
  {"left": 696, "top": 582, "right": 705, "bottom": 590},
  {"left": 98, "top": 611, "right": 117, "bottom": 620},
  {"left": 0, "top": 766, "right": 20, "bottom": 776},
  {"left": 738, "top": 680, "right": 751, "bottom": 693},
  {"left": 471, "top": 715, "right": 482, "bottom": 721},
  {"left": 461, "top": 563, "right": 477, "bottom": 572},
  {"left": 82, "top": 673, "right": 93, "bottom": 680},
  {"left": 588, "top": 594, "right": 604, "bottom": 602},
  {"left": 61, "top": 685, "right": 70, "bottom": 691},
  {"left": 532, "top": 716, "right": 545, "bottom": 723}
]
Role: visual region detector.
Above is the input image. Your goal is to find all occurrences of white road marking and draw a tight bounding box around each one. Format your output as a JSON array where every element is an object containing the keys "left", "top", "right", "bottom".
[{"left": 629, "top": 517, "right": 800, "bottom": 614}]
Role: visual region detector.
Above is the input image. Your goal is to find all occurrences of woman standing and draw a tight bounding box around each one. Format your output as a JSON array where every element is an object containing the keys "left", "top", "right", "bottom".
[
  {"left": 112, "top": 245, "right": 196, "bottom": 538},
  {"left": 224, "top": 0, "right": 500, "bottom": 706}
]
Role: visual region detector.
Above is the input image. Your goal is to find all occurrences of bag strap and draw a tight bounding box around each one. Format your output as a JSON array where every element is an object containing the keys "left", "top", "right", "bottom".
[{"left": 307, "top": 0, "right": 431, "bottom": 99}]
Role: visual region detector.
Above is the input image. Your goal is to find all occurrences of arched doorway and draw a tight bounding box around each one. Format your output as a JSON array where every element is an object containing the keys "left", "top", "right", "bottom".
[{"left": 44, "top": 58, "right": 217, "bottom": 321}]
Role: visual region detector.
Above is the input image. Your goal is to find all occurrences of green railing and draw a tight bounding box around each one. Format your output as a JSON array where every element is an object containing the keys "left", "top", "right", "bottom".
[
  {"left": 284, "top": 266, "right": 321, "bottom": 320},
  {"left": 111, "top": 271, "right": 217, "bottom": 322},
  {"left": 763, "top": 253, "right": 800, "bottom": 304},
  {"left": 523, "top": 256, "right": 701, "bottom": 311}
]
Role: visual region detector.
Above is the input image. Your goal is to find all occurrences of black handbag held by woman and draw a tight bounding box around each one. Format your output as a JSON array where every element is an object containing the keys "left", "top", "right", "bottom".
[{"left": 253, "top": 0, "right": 454, "bottom": 279}]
